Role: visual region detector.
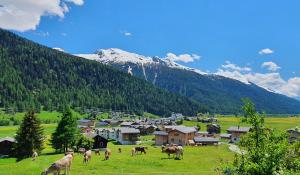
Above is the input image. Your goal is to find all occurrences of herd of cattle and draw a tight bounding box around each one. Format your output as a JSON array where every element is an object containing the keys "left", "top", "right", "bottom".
[{"left": 39, "top": 145, "right": 184, "bottom": 175}]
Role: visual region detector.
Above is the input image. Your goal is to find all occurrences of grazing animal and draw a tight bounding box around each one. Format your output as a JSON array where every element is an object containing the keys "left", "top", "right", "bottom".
[
  {"left": 32, "top": 151, "right": 38, "bottom": 161},
  {"left": 134, "top": 146, "right": 147, "bottom": 154},
  {"left": 176, "top": 146, "right": 184, "bottom": 159},
  {"left": 104, "top": 148, "right": 111, "bottom": 160},
  {"left": 83, "top": 150, "right": 92, "bottom": 164},
  {"left": 41, "top": 154, "right": 73, "bottom": 175},
  {"left": 94, "top": 149, "right": 100, "bottom": 156},
  {"left": 78, "top": 148, "right": 86, "bottom": 155},
  {"left": 161, "top": 145, "right": 183, "bottom": 159},
  {"left": 131, "top": 148, "right": 136, "bottom": 156}
]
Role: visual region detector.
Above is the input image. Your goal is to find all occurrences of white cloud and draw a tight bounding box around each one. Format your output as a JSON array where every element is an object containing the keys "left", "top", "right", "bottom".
[
  {"left": 259, "top": 48, "right": 274, "bottom": 55},
  {"left": 216, "top": 61, "right": 300, "bottom": 99},
  {"left": 53, "top": 47, "right": 65, "bottom": 52},
  {"left": 166, "top": 53, "right": 201, "bottom": 63},
  {"left": 221, "top": 61, "right": 251, "bottom": 72},
  {"left": 0, "top": 0, "right": 85, "bottom": 32},
  {"left": 124, "top": 32, "right": 132, "bottom": 36},
  {"left": 261, "top": 61, "right": 281, "bottom": 72}
]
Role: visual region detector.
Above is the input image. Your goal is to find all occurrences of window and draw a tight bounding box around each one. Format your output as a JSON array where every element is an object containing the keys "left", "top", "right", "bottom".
[
  {"left": 174, "top": 133, "right": 179, "bottom": 136},
  {"left": 171, "top": 138, "right": 174, "bottom": 142}
]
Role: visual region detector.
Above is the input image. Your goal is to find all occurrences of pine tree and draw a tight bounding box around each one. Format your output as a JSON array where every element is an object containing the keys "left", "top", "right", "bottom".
[
  {"left": 51, "top": 107, "right": 79, "bottom": 152},
  {"left": 14, "top": 110, "right": 44, "bottom": 160}
]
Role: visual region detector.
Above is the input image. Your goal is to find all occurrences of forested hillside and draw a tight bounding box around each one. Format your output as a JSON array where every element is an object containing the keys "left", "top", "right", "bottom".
[
  {"left": 83, "top": 49, "right": 300, "bottom": 114},
  {"left": 0, "top": 29, "right": 206, "bottom": 116}
]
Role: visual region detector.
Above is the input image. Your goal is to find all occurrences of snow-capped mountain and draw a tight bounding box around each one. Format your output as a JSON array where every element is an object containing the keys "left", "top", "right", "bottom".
[
  {"left": 76, "top": 48, "right": 207, "bottom": 76},
  {"left": 76, "top": 48, "right": 300, "bottom": 114}
]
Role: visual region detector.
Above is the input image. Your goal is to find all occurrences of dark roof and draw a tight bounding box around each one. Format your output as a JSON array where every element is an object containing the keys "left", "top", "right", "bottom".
[
  {"left": 227, "top": 126, "right": 251, "bottom": 132},
  {"left": 83, "top": 133, "right": 108, "bottom": 140},
  {"left": 220, "top": 134, "right": 232, "bottom": 138},
  {"left": 153, "top": 131, "right": 168, "bottom": 136},
  {"left": 194, "top": 137, "right": 220, "bottom": 142},
  {"left": 0, "top": 137, "right": 16, "bottom": 143}
]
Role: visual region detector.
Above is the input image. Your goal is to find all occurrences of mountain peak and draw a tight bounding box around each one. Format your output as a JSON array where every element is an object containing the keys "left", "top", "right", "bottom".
[{"left": 76, "top": 48, "right": 207, "bottom": 75}]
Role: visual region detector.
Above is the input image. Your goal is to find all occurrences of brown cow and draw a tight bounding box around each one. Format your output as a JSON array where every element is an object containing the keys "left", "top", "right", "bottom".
[
  {"left": 104, "top": 148, "right": 111, "bottom": 160},
  {"left": 161, "top": 145, "right": 183, "bottom": 159},
  {"left": 94, "top": 149, "right": 100, "bottom": 156},
  {"left": 134, "top": 146, "right": 147, "bottom": 154}
]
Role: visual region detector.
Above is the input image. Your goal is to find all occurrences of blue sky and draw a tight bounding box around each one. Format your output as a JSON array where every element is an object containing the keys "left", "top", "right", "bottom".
[{"left": 1, "top": 0, "right": 300, "bottom": 99}]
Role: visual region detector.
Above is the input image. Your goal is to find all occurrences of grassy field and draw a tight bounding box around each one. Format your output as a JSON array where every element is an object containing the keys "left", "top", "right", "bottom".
[
  {"left": 0, "top": 143, "right": 233, "bottom": 175},
  {"left": 0, "top": 116, "right": 299, "bottom": 175},
  {"left": 183, "top": 116, "right": 300, "bottom": 133}
]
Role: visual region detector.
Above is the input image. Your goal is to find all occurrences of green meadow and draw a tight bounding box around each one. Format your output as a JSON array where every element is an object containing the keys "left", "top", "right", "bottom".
[
  {"left": 0, "top": 111, "right": 299, "bottom": 175},
  {"left": 0, "top": 143, "right": 233, "bottom": 175}
]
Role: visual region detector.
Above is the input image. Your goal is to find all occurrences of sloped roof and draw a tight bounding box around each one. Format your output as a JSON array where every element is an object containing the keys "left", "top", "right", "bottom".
[
  {"left": 77, "top": 119, "right": 92, "bottom": 123},
  {"left": 120, "top": 122, "right": 134, "bottom": 126},
  {"left": 0, "top": 137, "right": 16, "bottom": 143},
  {"left": 227, "top": 126, "right": 251, "bottom": 132},
  {"left": 153, "top": 131, "right": 168, "bottom": 136},
  {"left": 194, "top": 137, "right": 220, "bottom": 142},
  {"left": 174, "top": 127, "right": 197, "bottom": 134},
  {"left": 119, "top": 127, "right": 140, "bottom": 134}
]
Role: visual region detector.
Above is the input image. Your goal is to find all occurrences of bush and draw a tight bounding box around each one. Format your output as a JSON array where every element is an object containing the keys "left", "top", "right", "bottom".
[
  {"left": 0, "top": 119, "right": 10, "bottom": 126},
  {"left": 76, "top": 135, "right": 94, "bottom": 150}
]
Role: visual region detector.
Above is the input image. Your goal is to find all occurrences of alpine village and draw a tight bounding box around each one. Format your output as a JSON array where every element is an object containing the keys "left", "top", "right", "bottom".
[{"left": 0, "top": 1, "right": 300, "bottom": 175}]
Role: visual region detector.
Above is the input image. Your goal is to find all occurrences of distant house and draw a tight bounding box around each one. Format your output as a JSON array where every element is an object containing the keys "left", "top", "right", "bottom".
[
  {"left": 84, "top": 133, "right": 108, "bottom": 149},
  {"left": 153, "top": 131, "right": 168, "bottom": 145},
  {"left": 227, "top": 126, "right": 251, "bottom": 142},
  {"left": 0, "top": 137, "right": 16, "bottom": 156},
  {"left": 220, "top": 133, "right": 232, "bottom": 140},
  {"left": 154, "top": 126, "right": 197, "bottom": 146},
  {"left": 207, "top": 124, "right": 221, "bottom": 134},
  {"left": 194, "top": 137, "right": 219, "bottom": 146},
  {"left": 120, "top": 122, "right": 134, "bottom": 127},
  {"left": 135, "top": 125, "right": 157, "bottom": 135},
  {"left": 196, "top": 131, "right": 209, "bottom": 137},
  {"left": 77, "top": 119, "right": 95, "bottom": 132},
  {"left": 287, "top": 128, "right": 300, "bottom": 143},
  {"left": 169, "top": 113, "right": 184, "bottom": 121},
  {"left": 116, "top": 128, "right": 140, "bottom": 145}
]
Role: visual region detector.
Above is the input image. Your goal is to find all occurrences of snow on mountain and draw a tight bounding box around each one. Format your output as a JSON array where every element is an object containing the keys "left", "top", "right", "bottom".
[{"left": 76, "top": 48, "right": 207, "bottom": 75}]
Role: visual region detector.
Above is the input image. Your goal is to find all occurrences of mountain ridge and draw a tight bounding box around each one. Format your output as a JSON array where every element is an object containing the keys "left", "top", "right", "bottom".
[{"left": 77, "top": 48, "right": 300, "bottom": 114}]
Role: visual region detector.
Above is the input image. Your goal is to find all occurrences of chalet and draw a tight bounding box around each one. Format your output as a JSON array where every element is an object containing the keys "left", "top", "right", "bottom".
[
  {"left": 227, "top": 126, "right": 251, "bottom": 143},
  {"left": 116, "top": 128, "right": 140, "bottom": 145},
  {"left": 120, "top": 121, "right": 134, "bottom": 127},
  {"left": 153, "top": 131, "right": 168, "bottom": 145},
  {"left": 84, "top": 133, "right": 108, "bottom": 149},
  {"left": 194, "top": 137, "right": 220, "bottom": 146},
  {"left": 207, "top": 124, "right": 221, "bottom": 134},
  {"left": 135, "top": 125, "right": 157, "bottom": 135},
  {"left": 196, "top": 131, "right": 209, "bottom": 137},
  {"left": 154, "top": 126, "right": 197, "bottom": 146},
  {"left": 287, "top": 128, "right": 300, "bottom": 143},
  {"left": 220, "top": 133, "right": 232, "bottom": 140},
  {"left": 77, "top": 119, "right": 95, "bottom": 132},
  {"left": 0, "top": 137, "right": 16, "bottom": 156}
]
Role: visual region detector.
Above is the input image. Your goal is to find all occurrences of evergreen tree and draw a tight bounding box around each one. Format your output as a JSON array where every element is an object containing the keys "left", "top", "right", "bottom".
[
  {"left": 14, "top": 110, "right": 44, "bottom": 160},
  {"left": 51, "top": 108, "right": 80, "bottom": 152}
]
